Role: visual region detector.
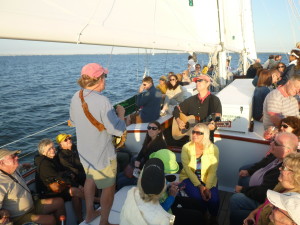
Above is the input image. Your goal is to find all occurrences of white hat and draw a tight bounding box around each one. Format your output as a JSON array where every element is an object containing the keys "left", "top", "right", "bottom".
[{"left": 267, "top": 190, "right": 300, "bottom": 224}]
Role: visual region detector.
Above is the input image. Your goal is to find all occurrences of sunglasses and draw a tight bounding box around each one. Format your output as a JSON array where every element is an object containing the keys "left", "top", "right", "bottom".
[
  {"left": 170, "top": 79, "right": 176, "bottom": 81},
  {"left": 64, "top": 137, "right": 71, "bottom": 142},
  {"left": 196, "top": 79, "right": 206, "bottom": 83},
  {"left": 277, "top": 66, "right": 285, "bottom": 68},
  {"left": 280, "top": 124, "right": 289, "bottom": 129},
  {"left": 280, "top": 164, "right": 293, "bottom": 172},
  {"left": 147, "top": 126, "right": 158, "bottom": 130},
  {"left": 102, "top": 73, "right": 107, "bottom": 78},
  {"left": 272, "top": 206, "right": 295, "bottom": 223},
  {"left": 196, "top": 67, "right": 201, "bottom": 69},
  {"left": 192, "top": 130, "right": 204, "bottom": 135},
  {"left": 11, "top": 153, "right": 19, "bottom": 159}
]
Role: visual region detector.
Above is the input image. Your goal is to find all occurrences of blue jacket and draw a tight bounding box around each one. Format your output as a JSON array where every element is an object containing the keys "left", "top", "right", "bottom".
[{"left": 137, "top": 85, "right": 162, "bottom": 123}]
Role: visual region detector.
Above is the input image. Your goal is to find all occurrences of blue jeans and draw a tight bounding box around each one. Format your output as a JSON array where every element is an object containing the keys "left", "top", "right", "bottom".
[
  {"left": 182, "top": 178, "right": 220, "bottom": 217},
  {"left": 230, "top": 193, "right": 260, "bottom": 225}
]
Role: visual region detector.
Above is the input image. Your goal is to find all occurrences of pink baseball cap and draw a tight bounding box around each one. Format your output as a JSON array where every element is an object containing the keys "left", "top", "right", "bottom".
[
  {"left": 193, "top": 75, "right": 211, "bottom": 83},
  {"left": 81, "top": 63, "right": 109, "bottom": 78}
]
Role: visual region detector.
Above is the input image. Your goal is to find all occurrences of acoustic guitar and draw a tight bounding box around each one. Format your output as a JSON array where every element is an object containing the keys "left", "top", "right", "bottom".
[{"left": 172, "top": 113, "right": 231, "bottom": 140}]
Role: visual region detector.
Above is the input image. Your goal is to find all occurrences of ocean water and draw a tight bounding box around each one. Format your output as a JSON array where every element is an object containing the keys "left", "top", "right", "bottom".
[{"left": 0, "top": 53, "right": 288, "bottom": 162}]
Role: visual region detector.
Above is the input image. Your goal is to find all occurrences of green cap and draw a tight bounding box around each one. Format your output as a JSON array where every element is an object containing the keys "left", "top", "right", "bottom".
[{"left": 149, "top": 149, "right": 179, "bottom": 174}]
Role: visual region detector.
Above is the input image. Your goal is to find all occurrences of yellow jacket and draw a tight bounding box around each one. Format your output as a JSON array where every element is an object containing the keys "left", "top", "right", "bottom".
[
  {"left": 179, "top": 142, "right": 219, "bottom": 189},
  {"left": 156, "top": 84, "right": 167, "bottom": 94}
]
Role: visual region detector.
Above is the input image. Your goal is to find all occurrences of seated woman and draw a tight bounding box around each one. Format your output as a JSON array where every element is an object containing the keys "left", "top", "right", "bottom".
[
  {"left": 244, "top": 152, "right": 300, "bottom": 225},
  {"left": 179, "top": 123, "right": 219, "bottom": 224},
  {"left": 116, "top": 121, "right": 167, "bottom": 190},
  {"left": 156, "top": 75, "right": 168, "bottom": 95},
  {"left": 56, "top": 133, "right": 86, "bottom": 187},
  {"left": 252, "top": 69, "right": 273, "bottom": 121},
  {"left": 276, "top": 62, "right": 286, "bottom": 75},
  {"left": 181, "top": 70, "right": 191, "bottom": 86},
  {"left": 160, "top": 74, "right": 184, "bottom": 116},
  {"left": 120, "top": 158, "right": 175, "bottom": 225},
  {"left": 35, "top": 138, "right": 84, "bottom": 223}
]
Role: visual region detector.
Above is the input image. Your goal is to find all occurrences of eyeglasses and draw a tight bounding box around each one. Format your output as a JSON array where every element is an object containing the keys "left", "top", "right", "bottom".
[
  {"left": 272, "top": 206, "right": 295, "bottom": 223},
  {"left": 280, "top": 164, "right": 294, "bottom": 172},
  {"left": 192, "top": 130, "right": 204, "bottom": 135},
  {"left": 170, "top": 79, "right": 176, "bottom": 81},
  {"left": 196, "top": 79, "right": 207, "bottom": 83},
  {"left": 102, "top": 73, "right": 107, "bottom": 78},
  {"left": 147, "top": 126, "right": 158, "bottom": 130},
  {"left": 280, "top": 124, "right": 289, "bottom": 129},
  {"left": 64, "top": 137, "right": 71, "bottom": 142},
  {"left": 273, "top": 140, "right": 290, "bottom": 149}
]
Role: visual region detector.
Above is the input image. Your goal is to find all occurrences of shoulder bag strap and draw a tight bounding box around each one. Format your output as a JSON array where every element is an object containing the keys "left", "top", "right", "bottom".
[
  {"left": 0, "top": 169, "right": 31, "bottom": 194},
  {"left": 79, "top": 90, "right": 106, "bottom": 132}
]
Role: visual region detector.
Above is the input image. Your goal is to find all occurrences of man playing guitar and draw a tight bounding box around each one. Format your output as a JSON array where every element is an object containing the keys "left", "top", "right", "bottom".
[{"left": 173, "top": 75, "right": 222, "bottom": 142}]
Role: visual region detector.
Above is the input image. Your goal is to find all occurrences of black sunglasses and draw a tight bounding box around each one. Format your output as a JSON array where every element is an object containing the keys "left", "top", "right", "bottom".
[
  {"left": 64, "top": 137, "right": 71, "bottom": 142},
  {"left": 102, "top": 73, "right": 107, "bottom": 78},
  {"left": 280, "top": 124, "right": 289, "bottom": 129},
  {"left": 147, "top": 126, "right": 158, "bottom": 130},
  {"left": 196, "top": 79, "right": 205, "bottom": 83},
  {"left": 192, "top": 130, "right": 204, "bottom": 135}
]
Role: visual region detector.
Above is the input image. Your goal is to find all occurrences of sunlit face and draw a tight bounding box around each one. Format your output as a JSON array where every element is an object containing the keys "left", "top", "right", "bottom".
[
  {"left": 271, "top": 71, "right": 281, "bottom": 83},
  {"left": 278, "top": 163, "right": 295, "bottom": 189},
  {"left": 159, "top": 79, "right": 166, "bottom": 85},
  {"left": 60, "top": 136, "right": 72, "bottom": 150},
  {"left": 0, "top": 153, "right": 19, "bottom": 173},
  {"left": 169, "top": 76, "right": 177, "bottom": 86},
  {"left": 277, "top": 64, "right": 286, "bottom": 73},
  {"left": 43, "top": 143, "right": 56, "bottom": 159},
  {"left": 269, "top": 205, "right": 295, "bottom": 225},
  {"left": 280, "top": 123, "right": 294, "bottom": 133},
  {"left": 191, "top": 127, "right": 204, "bottom": 143},
  {"left": 98, "top": 75, "right": 106, "bottom": 92},
  {"left": 195, "top": 65, "right": 201, "bottom": 72},
  {"left": 196, "top": 79, "right": 210, "bottom": 92},
  {"left": 142, "top": 82, "right": 152, "bottom": 90},
  {"left": 269, "top": 136, "right": 290, "bottom": 160},
  {"left": 147, "top": 123, "right": 161, "bottom": 139},
  {"left": 286, "top": 80, "right": 300, "bottom": 96},
  {"left": 289, "top": 54, "right": 296, "bottom": 62}
]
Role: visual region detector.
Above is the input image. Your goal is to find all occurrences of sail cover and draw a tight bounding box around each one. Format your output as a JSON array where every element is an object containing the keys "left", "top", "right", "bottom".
[{"left": 0, "top": 0, "right": 256, "bottom": 57}]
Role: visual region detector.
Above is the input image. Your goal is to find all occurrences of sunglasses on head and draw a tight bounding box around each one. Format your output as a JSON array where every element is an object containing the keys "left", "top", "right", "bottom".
[
  {"left": 147, "top": 126, "right": 158, "bottom": 130},
  {"left": 64, "top": 137, "right": 71, "bottom": 142},
  {"left": 192, "top": 130, "right": 204, "bottom": 135},
  {"left": 280, "top": 124, "right": 289, "bottom": 129}
]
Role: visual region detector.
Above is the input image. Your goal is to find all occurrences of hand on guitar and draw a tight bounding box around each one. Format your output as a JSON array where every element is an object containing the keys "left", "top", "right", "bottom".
[{"left": 176, "top": 117, "right": 187, "bottom": 130}]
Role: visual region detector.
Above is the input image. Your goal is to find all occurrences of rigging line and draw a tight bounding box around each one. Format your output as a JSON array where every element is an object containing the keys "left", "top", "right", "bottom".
[
  {"left": 77, "top": 0, "right": 104, "bottom": 44},
  {"left": 106, "top": 46, "right": 114, "bottom": 69},
  {"left": 164, "top": 51, "right": 169, "bottom": 75},
  {"left": 0, "top": 121, "right": 68, "bottom": 149},
  {"left": 286, "top": 0, "right": 297, "bottom": 54},
  {"left": 137, "top": 48, "right": 140, "bottom": 81}
]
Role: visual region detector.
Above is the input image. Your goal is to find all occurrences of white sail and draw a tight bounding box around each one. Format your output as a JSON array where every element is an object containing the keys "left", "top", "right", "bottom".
[{"left": 0, "top": 0, "right": 256, "bottom": 56}]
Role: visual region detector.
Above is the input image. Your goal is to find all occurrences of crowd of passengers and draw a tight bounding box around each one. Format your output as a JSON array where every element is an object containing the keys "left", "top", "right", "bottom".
[{"left": 1, "top": 49, "right": 300, "bottom": 225}]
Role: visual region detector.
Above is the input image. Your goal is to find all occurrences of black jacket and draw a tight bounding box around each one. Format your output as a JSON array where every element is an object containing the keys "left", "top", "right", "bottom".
[
  {"left": 241, "top": 154, "right": 282, "bottom": 203},
  {"left": 57, "top": 144, "right": 86, "bottom": 186}
]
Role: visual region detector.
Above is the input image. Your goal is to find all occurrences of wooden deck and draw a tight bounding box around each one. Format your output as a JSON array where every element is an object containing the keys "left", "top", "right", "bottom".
[{"left": 218, "top": 190, "right": 233, "bottom": 225}]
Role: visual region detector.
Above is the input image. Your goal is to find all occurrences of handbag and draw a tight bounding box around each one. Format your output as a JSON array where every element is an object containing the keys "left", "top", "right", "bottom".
[{"left": 48, "top": 179, "right": 69, "bottom": 193}]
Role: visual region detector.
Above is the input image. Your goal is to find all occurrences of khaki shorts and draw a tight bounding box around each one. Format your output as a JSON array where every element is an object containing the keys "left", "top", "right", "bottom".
[
  {"left": 85, "top": 159, "right": 117, "bottom": 189},
  {"left": 12, "top": 199, "right": 43, "bottom": 225}
]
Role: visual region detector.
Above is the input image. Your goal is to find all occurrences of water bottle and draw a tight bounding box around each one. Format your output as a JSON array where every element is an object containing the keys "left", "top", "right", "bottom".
[{"left": 59, "top": 215, "right": 66, "bottom": 225}]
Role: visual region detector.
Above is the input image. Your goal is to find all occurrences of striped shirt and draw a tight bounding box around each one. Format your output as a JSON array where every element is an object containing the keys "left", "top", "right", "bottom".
[{"left": 263, "top": 88, "right": 299, "bottom": 129}]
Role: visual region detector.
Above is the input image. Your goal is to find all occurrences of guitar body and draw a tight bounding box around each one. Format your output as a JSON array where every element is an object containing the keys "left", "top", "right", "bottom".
[
  {"left": 172, "top": 114, "right": 198, "bottom": 140},
  {"left": 172, "top": 113, "right": 231, "bottom": 140}
]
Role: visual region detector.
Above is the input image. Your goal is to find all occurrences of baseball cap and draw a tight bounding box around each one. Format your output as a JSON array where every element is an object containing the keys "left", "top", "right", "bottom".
[
  {"left": 81, "top": 63, "right": 109, "bottom": 78},
  {"left": 56, "top": 134, "right": 72, "bottom": 144},
  {"left": 149, "top": 149, "right": 179, "bottom": 174},
  {"left": 141, "top": 158, "right": 165, "bottom": 195},
  {"left": 194, "top": 75, "right": 211, "bottom": 83},
  {"left": 0, "top": 149, "right": 21, "bottom": 160},
  {"left": 267, "top": 190, "right": 300, "bottom": 224}
]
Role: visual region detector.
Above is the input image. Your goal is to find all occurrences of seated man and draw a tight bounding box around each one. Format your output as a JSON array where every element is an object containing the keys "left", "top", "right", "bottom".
[
  {"left": 56, "top": 133, "right": 86, "bottom": 187},
  {"left": 229, "top": 132, "right": 298, "bottom": 225},
  {"left": 127, "top": 76, "right": 162, "bottom": 125},
  {"left": 267, "top": 190, "right": 300, "bottom": 225},
  {"left": 263, "top": 74, "right": 300, "bottom": 129},
  {"left": 0, "top": 148, "right": 65, "bottom": 225}
]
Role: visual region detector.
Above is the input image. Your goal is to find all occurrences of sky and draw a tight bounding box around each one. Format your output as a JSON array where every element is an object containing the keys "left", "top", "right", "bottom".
[{"left": 0, "top": 0, "right": 299, "bottom": 55}]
